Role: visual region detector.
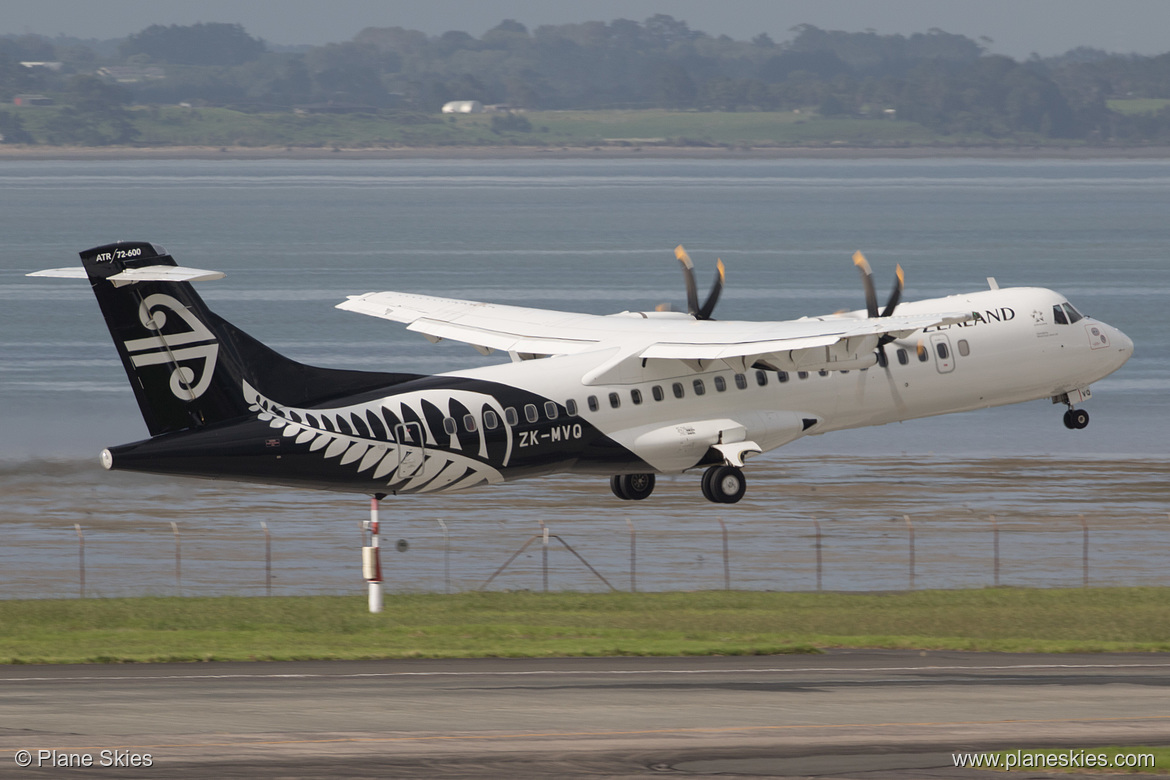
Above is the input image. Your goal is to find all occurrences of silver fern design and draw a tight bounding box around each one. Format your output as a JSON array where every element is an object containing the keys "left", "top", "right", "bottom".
[{"left": 243, "top": 382, "right": 508, "bottom": 493}]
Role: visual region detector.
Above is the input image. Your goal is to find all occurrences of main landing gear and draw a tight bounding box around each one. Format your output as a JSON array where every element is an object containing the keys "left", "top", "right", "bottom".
[
  {"left": 701, "top": 465, "right": 746, "bottom": 504},
  {"left": 1063, "top": 407, "right": 1090, "bottom": 430},
  {"left": 611, "top": 473, "right": 656, "bottom": 500}
]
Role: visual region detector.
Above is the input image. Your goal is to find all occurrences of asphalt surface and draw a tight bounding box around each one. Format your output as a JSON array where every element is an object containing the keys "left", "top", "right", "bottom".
[{"left": 2, "top": 650, "right": 1169, "bottom": 778}]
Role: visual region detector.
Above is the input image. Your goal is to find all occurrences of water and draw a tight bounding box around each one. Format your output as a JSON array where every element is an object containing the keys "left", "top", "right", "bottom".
[{"left": 0, "top": 157, "right": 1166, "bottom": 596}]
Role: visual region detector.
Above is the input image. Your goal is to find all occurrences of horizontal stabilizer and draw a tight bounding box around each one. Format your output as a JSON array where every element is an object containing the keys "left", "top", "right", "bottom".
[
  {"left": 28, "top": 265, "right": 225, "bottom": 285},
  {"left": 26, "top": 267, "right": 89, "bottom": 279}
]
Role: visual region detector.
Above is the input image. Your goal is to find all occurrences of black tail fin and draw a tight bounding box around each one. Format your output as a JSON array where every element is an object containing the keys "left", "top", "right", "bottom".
[{"left": 79, "top": 241, "right": 417, "bottom": 437}]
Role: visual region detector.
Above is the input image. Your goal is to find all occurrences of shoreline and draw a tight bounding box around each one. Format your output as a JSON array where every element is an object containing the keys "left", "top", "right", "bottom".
[{"left": 5, "top": 143, "right": 1170, "bottom": 161}]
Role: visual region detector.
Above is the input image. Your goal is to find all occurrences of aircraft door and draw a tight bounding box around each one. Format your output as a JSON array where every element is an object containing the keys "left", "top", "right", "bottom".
[
  {"left": 929, "top": 333, "right": 955, "bottom": 374},
  {"left": 393, "top": 421, "right": 426, "bottom": 478}
]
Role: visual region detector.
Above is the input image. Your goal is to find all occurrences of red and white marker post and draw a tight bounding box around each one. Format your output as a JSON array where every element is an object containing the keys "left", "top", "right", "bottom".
[{"left": 362, "top": 496, "right": 384, "bottom": 613}]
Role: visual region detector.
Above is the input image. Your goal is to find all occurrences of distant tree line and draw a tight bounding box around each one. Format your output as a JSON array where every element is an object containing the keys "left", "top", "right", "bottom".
[{"left": 6, "top": 17, "right": 1170, "bottom": 144}]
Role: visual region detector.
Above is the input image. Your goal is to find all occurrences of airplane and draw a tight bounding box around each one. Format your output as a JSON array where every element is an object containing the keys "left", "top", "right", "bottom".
[{"left": 30, "top": 241, "right": 1133, "bottom": 506}]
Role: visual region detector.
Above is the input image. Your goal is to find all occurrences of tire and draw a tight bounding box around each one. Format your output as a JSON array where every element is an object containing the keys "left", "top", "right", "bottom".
[
  {"left": 702, "top": 465, "right": 746, "bottom": 504},
  {"left": 620, "top": 473, "right": 655, "bottom": 501},
  {"left": 610, "top": 475, "right": 630, "bottom": 500},
  {"left": 1063, "top": 410, "right": 1076, "bottom": 429},
  {"left": 1071, "top": 408, "right": 1090, "bottom": 429}
]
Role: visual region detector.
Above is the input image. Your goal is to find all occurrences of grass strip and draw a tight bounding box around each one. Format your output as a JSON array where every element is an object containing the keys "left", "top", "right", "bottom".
[
  {"left": 989, "top": 745, "right": 1169, "bottom": 773},
  {"left": 1, "top": 587, "right": 1168, "bottom": 665}
]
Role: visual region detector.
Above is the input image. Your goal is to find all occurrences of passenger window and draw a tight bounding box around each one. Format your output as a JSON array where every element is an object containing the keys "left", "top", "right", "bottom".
[
  {"left": 917, "top": 344, "right": 929, "bottom": 362},
  {"left": 463, "top": 414, "right": 478, "bottom": 432},
  {"left": 505, "top": 407, "right": 519, "bottom": 426},
  {"left": 544, "top": 401, "right": 559, "bottom": 420},
  {"left": 652, "top": 385, "right": 665, "bottom": 401},
  {"left": 587, "top": 395, "right": 599, "bottom": 412},
  {"left": 565, "top": 399, "right": 578, "bottom": 416},
  {"left": 714, "top": 375, "right": 726, "bottom": 392},
  {"left": 897, "top": 349, "right": 909, "bottom": 366},
  {"left": 936, "top": 342, "right": 949, "bottom": 360},
  {"left": 958, "top": 339, "right": 970, "bottom": 357},
  {"left": 631, "top": 388, "right": 643, "bottom": 405},
  {"left": 672, "top": 382, "right": 685, "bottom": 399},
  {"left": 1053, "top": 304, "right": 1068, "bottom": 325},
  {"left": 443, "top": 417, "right": 457, "bottom": 435},
  {"left": 693, "top": 379, "right": 706, "bottom": 396},
  {"left": 608, "top": 392, "right": 621, "bottom": 409},
  {"left": 797, "top": 371, "right": 808, "bottom": 380},
  {"left": 818, "top": 370, "right": 829, "bottom": 377},
  {"left": 484, "top": 410, "right": 499, "bottom": 430},
  {"left": 524, "top": 404, "right": 539, "bottom": 423},
  {"left": 1063, "top": 303, "right": 1083, "bottom": 324},
  {"left": 755, "top": 370, "right": 768, "bottom": 387},
  {"left": 734, "top": 373, "right": 747, "bottom": 390},
  {"left": 777, "top": 371, "right": 789, "bottom": 383}
]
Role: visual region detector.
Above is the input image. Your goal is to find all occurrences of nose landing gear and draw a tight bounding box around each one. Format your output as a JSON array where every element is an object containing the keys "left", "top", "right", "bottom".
[{"left": 1063, "top": 407, "right": 1090, "bottom": 430}]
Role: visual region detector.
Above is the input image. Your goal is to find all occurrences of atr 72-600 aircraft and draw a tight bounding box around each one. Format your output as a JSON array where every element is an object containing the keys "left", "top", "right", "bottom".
[{"left": 33, "top": 241, "right": 1132, "bottom": 504}]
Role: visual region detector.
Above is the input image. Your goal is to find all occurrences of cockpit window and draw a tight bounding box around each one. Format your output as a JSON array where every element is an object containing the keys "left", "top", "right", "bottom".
[{"left": 1054, "top": 302, "right": 1084, "bottom": 326}]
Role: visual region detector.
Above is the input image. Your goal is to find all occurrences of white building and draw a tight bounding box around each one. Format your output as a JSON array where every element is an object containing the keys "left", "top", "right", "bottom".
[{"left": 441, "top": 100, "right": 484, "bottom": 114}]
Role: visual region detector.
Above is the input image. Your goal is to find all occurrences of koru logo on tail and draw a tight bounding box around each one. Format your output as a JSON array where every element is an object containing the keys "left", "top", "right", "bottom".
[{"left": 122, "top": 294, "right": 219, "bottom": 400}]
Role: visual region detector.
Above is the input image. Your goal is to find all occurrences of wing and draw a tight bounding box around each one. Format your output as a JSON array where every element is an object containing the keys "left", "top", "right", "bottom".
[{"left": 338, "top": 291, "right": 972, "bottom": 383}]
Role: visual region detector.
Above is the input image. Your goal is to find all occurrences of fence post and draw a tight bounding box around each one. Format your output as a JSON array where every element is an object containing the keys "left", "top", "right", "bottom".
[
  {"left": 904, "top": 515, "right": 915, "bottom": 591},
  {"left": 540, "top": 520, "right": 549, "bottom": 593},
  {"left": 990, "top": 515, "right": 1000, "bottom": 587},
  {"left": 74, "top": 523, "right": 85, "bottom": 598},
  {"left": 261, "top": 521, "right": 271, "bottom": 596},
  {"left": 717, "top": 517, "right": 730, "bottom": 590},
  {"left": 626, "top": 518, "right": 636, "bottom": 593},
  {"left": 170, "top": 521, "right": 181, "bottom": 595},
  {"left": 1081, "top": 514, "right": 1089, "bottom": 588},
  {"left": 437, "top": 519, "right": 450, "bottom": 594},
  {"left": 813, "top": 518, "right": 822, "bottom": 592}
]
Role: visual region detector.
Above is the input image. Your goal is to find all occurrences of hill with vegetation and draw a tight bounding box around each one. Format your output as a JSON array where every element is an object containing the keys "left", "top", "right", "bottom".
[{"left": 4, "top": 18, "right": 1170, "bottom": 148}]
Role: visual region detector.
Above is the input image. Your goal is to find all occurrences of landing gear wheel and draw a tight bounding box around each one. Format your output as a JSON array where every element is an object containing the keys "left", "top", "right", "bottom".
[
  {"left": 1063, "top": 410, "right": 1075, "bottom": 429},
  {"left": 701, "top": 465, "right": 746, "bottom": 504},
  {"left": 622, "top": 473, "right": 655, "bottom": 500},
  {"left": 1064, "top": 408, "right": 1090, "bottom": 430},
  {"left": 611, "top": 474, "right": 656, "bottom": 500}
]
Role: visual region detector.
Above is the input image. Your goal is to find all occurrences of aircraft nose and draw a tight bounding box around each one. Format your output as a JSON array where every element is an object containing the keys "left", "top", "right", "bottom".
[{"left": 1115, "top": 327, "right": 1134, "bottom": 358}]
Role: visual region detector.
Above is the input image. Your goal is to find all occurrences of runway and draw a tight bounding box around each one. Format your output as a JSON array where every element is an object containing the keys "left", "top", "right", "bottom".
[{"left": 2, "top": 650, "right": 1169, "bottom": 778}]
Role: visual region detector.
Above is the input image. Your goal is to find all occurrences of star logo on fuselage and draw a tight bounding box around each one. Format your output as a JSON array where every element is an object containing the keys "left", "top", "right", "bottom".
[{"left": 1032, "top": 309, "right": 1046, "bottom": 324}]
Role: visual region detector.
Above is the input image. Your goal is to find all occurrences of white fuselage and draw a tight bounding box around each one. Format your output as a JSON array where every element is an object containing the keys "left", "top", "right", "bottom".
[{"left": 441, "top": 286, "right": 1133, "bottom": 475}]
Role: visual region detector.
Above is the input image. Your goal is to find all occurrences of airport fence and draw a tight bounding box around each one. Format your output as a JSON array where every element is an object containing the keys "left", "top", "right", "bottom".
[{"left": 2, "top": 511, "right": 1168, "bottom": 599}]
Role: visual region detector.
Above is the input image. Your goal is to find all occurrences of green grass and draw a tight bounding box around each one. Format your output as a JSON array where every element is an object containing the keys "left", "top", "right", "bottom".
[
  {"left": 457, "top": 109, "right": 946, "bottom": 146},
  {"left": 1, "top": 588, "right": 1168, "bottom": 664},
  {"left": 991, "top": 745, "right": 1168, "bottom": 773},
  {"left": 7, "top": 105, "right": 1037, "bottom": 149},
  {"left": 1107, "top": 98, "right": 1170, "bottom": 115}
]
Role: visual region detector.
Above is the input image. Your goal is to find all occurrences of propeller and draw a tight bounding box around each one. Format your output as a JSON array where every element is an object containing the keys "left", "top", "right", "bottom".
[
  {"left": 852, "top": 251, "right": 905, "bottom": 361},
  {"left": 675, "top": 245, "right": 724, "bottom": 320}
]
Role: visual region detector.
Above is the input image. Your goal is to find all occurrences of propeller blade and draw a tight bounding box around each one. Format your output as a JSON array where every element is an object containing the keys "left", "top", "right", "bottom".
[
  {"left": 853, "top": 251, "right": 879, "bottom": 318},
  {"left": 674, "top": 245, "right": 700, "bottom": 317},
  {"left": 880, "top": 264, "right": 904, "bottom": 318},
  {"left": 696, "top": 258, "right": 725, "bottom": 320}
]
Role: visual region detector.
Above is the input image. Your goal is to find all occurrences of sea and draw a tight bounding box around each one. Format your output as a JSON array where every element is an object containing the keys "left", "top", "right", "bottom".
[{"left": 0, "top": 156, "right": 1167, "bottom": 597}]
